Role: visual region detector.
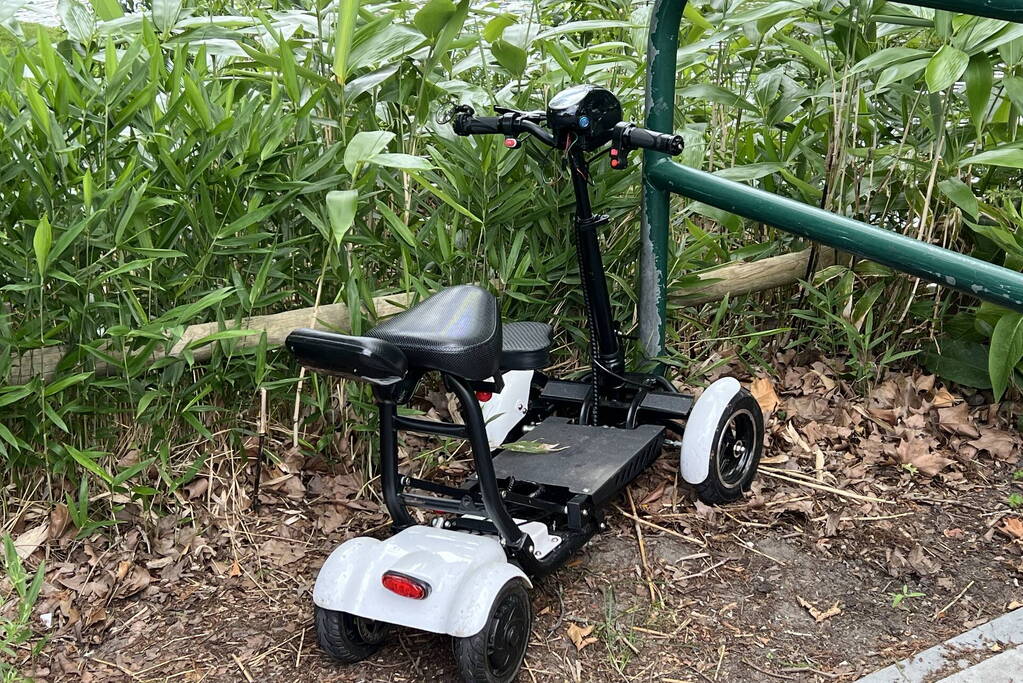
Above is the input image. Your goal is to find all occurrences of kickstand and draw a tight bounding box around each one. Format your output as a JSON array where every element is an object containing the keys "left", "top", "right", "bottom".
[{"left": 251, "top": 387, "right": 267, "bottom": 511}]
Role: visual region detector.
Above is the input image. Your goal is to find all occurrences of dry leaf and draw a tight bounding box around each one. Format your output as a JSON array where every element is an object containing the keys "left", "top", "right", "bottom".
[
  {"left": 931, "top": 388, "right": 956, "bottom": 408},
  {"left": 796, "top": 595, "right": 842, "bottom": 623},
  {"left": 937, "top": 403, "right": 980, "bottom": 439},
  {"left": 895, "top": 438, "right": 952, "bottom": 476},
  {"left": 750, "top": 377, "right": 779, "bottom": 414},
  {"left": 229, "top": 560, "right": 242, "bottom": 577},
  {"left": 566, "top": 623, "right": 597, "bottom": 651},
  {"left": 49, "top": 504, "right": 71, "bottom": 540},
  {"left": 1002, "top": 518, "right": 1023, "bottom": 540},
  {"left": 967, "top": 431, "right": 1017, "bottom": 461},
  {"left": 13, "top": 523, "right": 49, "bottom": 560}
]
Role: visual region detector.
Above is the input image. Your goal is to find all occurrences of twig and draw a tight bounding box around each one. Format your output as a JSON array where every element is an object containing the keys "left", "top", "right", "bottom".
[
  {"left": 627, "top": 490, "right": 657, "bottom": 603},
  {"left": 933, "top": 580, "right": 975, "bottom": 621},
  {"left": 612, "top": 505, "right": 706, "bottom": 546},
  {"left": 760, "top": 468, "right": 893, "bottom": 505},
  {"left": 295, "top": 626, "right": 305, "bottom": 668},
  {"left": 742, "top": 659, "right": 795, "bottom": 680},
  {"left": 251, "top": 387, "right": 268, "bottom": 511},
  {"left": 231, "top": 654, "right": 255, "bottom": 683},
  {"left": 731, "top": 533, "right": 786, "bottom": 566},
  {"left": 674, "top": 558, "right": 730, "bottom": 581}
]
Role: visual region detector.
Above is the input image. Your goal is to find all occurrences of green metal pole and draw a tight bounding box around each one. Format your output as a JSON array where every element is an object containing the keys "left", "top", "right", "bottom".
[
  {"left": 639, "top": 0, "right": 688, "bottom": 360},
  {"left": 896, "top": 0, "right": 1023, "bottom": 22},
  {"left": 648, "top": 158, "right": 1023, "bottom": 313}
]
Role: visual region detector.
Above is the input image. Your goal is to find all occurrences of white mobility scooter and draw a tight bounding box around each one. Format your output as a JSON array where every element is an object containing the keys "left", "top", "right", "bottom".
[{"left": 285, "top": 85, "right": 764, "bottom": 682}]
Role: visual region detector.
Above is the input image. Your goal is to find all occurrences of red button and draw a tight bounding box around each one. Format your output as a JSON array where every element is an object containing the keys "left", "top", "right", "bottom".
[
  {"left": 504, "top": 138, "right": 517, "bottom": 147},
  {"left": 476, "top": 391, "right": 493, "bottom": 402}
]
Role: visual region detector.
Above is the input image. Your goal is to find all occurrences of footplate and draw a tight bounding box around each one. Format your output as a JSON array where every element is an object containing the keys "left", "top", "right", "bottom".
[{"left": 492, "top": 418, "right": 664, "bottom": 506}]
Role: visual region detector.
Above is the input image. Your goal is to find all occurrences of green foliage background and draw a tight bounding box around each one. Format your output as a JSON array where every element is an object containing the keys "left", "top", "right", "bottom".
[{"left": 1, "top": 0, "right": 1022, "bottom": 513}]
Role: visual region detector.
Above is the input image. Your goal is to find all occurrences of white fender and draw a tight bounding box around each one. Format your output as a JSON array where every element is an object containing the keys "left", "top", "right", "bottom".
[
  {"left": 312, "top": 526, "right": 530, "bottom": 638},
  {"left": 482, "top": 370, "right": 533, "bottom": 448},
  {"left": 680, "top": 377, "right": 742, "bottom": 485}
]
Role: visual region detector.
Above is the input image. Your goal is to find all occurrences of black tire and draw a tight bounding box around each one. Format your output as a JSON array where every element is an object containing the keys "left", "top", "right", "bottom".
[
  {"left": 453, "top": 579, "right": 531, "bottom": 683},
  {"left": 694, "top": 388, "right": 764, "bottom": 504},
  {"left": 315, "top": 605, "right": 389, "bottom": 664}
]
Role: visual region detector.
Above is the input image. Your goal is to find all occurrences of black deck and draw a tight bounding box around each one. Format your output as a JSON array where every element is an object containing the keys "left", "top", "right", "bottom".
[{"left": 493, "top": 418, "right": 664, "bottom": 506}]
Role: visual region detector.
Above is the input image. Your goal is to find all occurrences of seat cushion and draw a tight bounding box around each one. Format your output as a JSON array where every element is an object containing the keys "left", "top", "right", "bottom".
[
  {"left": 366, "top": 285, "right": 501, "bottom": 381},
  {"left": 500, "top": 322, "right": 552, "bottom": 370}
]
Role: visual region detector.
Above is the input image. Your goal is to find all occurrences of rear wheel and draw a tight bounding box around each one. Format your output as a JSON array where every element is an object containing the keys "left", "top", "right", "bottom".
[
  {"left": 315, "top": 605, "right": 388, "bottom": 664},
  {"left": 453, "top": 579, "right": 531, "bottom": 683}
]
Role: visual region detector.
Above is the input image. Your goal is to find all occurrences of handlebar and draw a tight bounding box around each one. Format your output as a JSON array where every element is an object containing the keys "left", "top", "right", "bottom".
[
  {"left": 452, "top": 107, "right": 555, "bottom": 146},
  {"left": 448, "top": 104, "right": 682, "bottom": 169},
  {"left": 613, "top": 123, "right": 684, "bottom": 155}
]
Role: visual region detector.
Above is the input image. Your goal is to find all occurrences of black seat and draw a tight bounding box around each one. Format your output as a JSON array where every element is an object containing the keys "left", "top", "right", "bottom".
[
  {"left": 500, "top": 322, "right": 552, "bottom": 370},
  {"left": 367, "top": 285, "right": 501, "bottom": 381}
]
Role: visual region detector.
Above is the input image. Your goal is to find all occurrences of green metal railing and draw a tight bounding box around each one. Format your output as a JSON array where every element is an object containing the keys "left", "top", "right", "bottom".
[{"left": 639, "top": 0, "right": 1023, "bottom": 359}]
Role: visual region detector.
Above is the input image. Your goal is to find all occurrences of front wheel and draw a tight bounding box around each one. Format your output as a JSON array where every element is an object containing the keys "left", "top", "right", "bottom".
[
  {"left": 681, "top": 378, "right": 764, "bottom": 504},
  {"left": 453, "top": 579, "right": 531, "bottom": 683},
  {"left": 315, "top": 605, "right": 389, "bottom": 664}
]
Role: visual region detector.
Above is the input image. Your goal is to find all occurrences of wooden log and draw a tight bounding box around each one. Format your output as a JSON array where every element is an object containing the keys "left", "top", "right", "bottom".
[
  {"left": 9, "top": 292, "right": 413, "bottom": 385},
  {"left": 672, "top": 247, "right": 836, "bottom": 305}
]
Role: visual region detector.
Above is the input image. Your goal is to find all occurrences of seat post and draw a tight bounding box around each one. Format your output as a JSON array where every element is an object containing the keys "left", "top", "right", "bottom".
[
  {"left": 446, "top": 376, "right": 530, "bottom": 552},
  {"left": 379, "top": 401, "right": 415, "bottom": 529}
]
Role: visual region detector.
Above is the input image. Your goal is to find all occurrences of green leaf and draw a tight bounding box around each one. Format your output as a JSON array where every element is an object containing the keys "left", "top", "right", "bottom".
[
  {"left": 343, "top": 130, "right": 395, "bottom": 175},
  {"left": 925, "top": 45, "right": 969, "bottom": 93},
  {"left": 58, "top": 0, "right": 95, "bottom": 42},
  {"left": 922, "top": 338, "right": 992, "bottom": 389},
  {"left": 850, "top": 47, "right": 929, "bottom": 74},
  {"left": 483, "top": 14, "right": 516, "bottom": 42},
  {"left": 370, "top": 153, "right": 434, "bottom": 171},
  {"left": 332, "top": 0, "right": 359, "bottom": 83},
  {"left": 535, "top": 19, "right": 637, "bottom": 41},
  {"left": 44, "top": 372, "right": 93, "bottom": 397},
  {"left": 965, "top": 53, "right": 993, "bottom": 135},
  {"left": 33, "top": 216, "right": 52, "bottom": 280},
  {"left": 152, "top": 0, "right": 181, "bottom": 32},
  {"left": 326, "top": 190, "right": 358, "bottom": 246},
  {"left": 960, "top": 146, "right": 1023, "bottom": 169},
  {"left": 66, "top": 446, "right": 114, "bottom": 484},
  {"left": 937, "top": 178, "right": 978, "bottom": 218},
  {"left": 491, "top": 38, "right": 526, "bottom": 76},
  {"left": 414, "top": 0, "right": 456, "bottom": 39},
  {"left": 989, "top": 313, "right": 1023, "bottom": 401},
  {"left": 501, "top": 440, "right": 567, "bottom": 454},
  {"left": 88, "top": 0, "right": 123, "bottom": 21}
]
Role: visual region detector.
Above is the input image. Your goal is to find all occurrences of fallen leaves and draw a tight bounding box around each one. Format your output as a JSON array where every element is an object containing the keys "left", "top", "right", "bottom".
[
  {"left": 937, "top": 403, "right": 981, "bottom": 439},
  {"left": 895, "top": 438, "right": 952, "bottom": 476},
  {"left": 796, "top": 595, "right": 842, "bottom": 623},
  {"left": 13, "top": 522, "right": 49, "bottom": 560},
  {"left": 750, "top": 376, "right": 779, "bottom": 414},
  {"left": 566, "top": 622, "right": 597, "bottom": 651},
  {"left": 1001, "top": 517, "right": 1023, "bottom": 540}
]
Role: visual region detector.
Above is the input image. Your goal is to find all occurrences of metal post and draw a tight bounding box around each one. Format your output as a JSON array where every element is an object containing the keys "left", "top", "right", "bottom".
[{"left": 639, "top": 0, "right": 688, "bottom": 360}]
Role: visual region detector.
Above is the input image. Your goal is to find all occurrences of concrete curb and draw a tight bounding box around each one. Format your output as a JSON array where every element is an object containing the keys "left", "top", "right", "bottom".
[{"left": 858, "top": 608, "right": 1023, "bottom": 682}]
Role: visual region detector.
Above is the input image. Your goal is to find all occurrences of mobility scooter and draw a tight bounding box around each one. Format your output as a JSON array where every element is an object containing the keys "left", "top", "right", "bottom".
[{"left": 286, "top": 85, "right": 764, "bottom": 682}]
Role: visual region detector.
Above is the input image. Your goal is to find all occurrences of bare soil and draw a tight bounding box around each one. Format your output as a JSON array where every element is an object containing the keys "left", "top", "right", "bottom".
[{"left": 9, "top": 355, "right": 1023, "bottom": 682}]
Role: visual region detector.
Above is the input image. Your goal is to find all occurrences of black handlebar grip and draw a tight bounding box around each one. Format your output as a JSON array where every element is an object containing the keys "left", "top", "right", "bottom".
[
  {"left": 626, "top": 126, "right": 684, "bottom": 155},
  {"left": 453, "top": 115, "right": 502, "bottom": 136}
]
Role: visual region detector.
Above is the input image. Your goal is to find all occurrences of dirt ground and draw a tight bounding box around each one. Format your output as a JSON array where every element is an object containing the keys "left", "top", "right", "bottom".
[{"left": 8, "top": 353, "right": 1023, "bottom": 682}]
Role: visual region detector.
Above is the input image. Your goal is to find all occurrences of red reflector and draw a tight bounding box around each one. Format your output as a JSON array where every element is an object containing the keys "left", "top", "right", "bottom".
[
  {"left": 476, "top": 391, "right": 493, "bottom": 402},
  {"left": 504, "top": 138, "right": 517, "bottom": 147},
  {"left": 382, "top": 572, "right": 430, "bottom": 599},
  {"left": 611, "top": 160, "right": 619, "bottom": 167}
]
